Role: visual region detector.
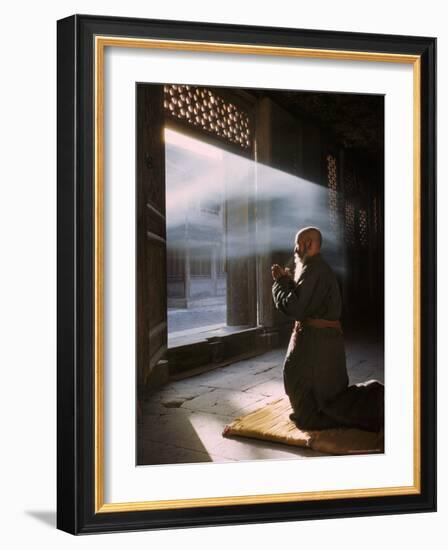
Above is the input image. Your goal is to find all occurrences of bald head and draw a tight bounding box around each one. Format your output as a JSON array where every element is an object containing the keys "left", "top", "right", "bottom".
[
  {"left": 294, "top": 226, "right": 322, "bottom": 263},
  {"left": 295, "top": 227, "right": 322, "bottom": 247}
]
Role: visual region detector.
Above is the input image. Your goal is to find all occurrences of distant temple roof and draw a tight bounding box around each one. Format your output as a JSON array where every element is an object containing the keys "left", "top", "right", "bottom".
[{"left": 168, "top": 222, "right": 223, "bottom": 246}]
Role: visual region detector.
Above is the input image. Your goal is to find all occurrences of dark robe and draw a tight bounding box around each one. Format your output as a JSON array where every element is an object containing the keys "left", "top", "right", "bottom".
[{"left": 272, "top": 253, "right": 383, "bottom": 432}]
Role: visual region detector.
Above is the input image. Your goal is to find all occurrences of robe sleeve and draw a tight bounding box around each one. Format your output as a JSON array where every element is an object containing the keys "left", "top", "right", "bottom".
[{"left": 272, "top": 266, "right": 320, "bottom": 321}]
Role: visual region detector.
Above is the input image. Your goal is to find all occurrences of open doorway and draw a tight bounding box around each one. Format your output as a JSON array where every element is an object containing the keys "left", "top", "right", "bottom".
[
  {"left": 165, "top": 129, "right": 229, "bottom": 346},
  {"left": 165, "top": 125, "right": 262, "bottom": 349}
]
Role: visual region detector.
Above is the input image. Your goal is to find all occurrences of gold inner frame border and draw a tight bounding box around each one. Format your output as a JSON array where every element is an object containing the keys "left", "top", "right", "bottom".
[{"left": 94, "top": 35, "right": 421, "bottom": 513}]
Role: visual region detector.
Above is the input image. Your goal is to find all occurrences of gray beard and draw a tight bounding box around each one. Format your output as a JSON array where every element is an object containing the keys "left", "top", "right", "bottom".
[{"left": 294, "top": 253, "right": 304, "bottom": 283}]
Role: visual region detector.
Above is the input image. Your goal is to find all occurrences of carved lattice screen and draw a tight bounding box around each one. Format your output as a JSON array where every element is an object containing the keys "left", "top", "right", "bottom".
[{"left": 163, "top": 84, "right": 251, "bottom": 150}]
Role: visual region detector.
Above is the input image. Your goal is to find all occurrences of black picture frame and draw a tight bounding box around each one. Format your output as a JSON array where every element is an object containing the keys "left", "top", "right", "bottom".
[{"left": 57, "top": 14, "right": 436, "bottom": 535}]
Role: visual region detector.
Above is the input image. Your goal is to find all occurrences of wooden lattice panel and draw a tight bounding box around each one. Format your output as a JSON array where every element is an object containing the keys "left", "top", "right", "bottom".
[
  {"left": 359, "top": 208, "right": 368, "bottom": 247},
  {"left": 164, "top": 84, "right": 251, "bottom": 150},
  {"left": 344, "top": 163, "right": 357, "bottom": 197},
  {"left": 345, "top": 202, "right": 355, "bottom": 245},
  {"left": 327, "top": 154, "right": 339, "bottom": 231}
]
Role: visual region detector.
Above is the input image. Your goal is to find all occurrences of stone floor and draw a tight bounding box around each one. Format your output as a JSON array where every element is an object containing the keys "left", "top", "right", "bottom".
[{"left": 139, "top": 328, "right": 384, "bottom": 465}]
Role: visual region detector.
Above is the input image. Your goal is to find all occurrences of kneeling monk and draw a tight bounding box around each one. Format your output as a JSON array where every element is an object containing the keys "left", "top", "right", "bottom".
[{"left": 271, "top": 227, "right": 384, "bottom": 432}]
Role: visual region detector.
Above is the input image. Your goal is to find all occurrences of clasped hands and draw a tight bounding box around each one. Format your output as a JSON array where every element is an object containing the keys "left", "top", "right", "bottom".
[{"left": 271, "top": 264, "right": 293, "bottom": 282}]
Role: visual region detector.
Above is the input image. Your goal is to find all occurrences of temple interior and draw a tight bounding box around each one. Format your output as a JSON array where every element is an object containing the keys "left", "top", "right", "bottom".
[{"left": 136, "top": 84, "right": 384, "bottom": 464}]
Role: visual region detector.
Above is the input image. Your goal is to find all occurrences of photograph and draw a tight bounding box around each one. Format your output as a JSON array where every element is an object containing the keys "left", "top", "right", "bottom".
[
  {"left": 136, "top": 83, "right": 385, "bottom": 465},
  {"left": 55, "top": 13, "right": 436, "bottom": 534},
  {"left": 0, "top": 0, "right": 443, "bottom": 545}
]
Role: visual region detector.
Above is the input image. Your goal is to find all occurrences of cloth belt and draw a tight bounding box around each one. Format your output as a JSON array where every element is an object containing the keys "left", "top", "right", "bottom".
[{"left": 293, "top": 318, "right": 342, "bottom": 334}]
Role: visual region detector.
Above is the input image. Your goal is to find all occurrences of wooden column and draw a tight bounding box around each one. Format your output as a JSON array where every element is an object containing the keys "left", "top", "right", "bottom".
[
  {"left": 136, "top": 84, "right": 169, "bottom": 395},
  {"left": 225, "top": 164, "right": 256, "bottom": 326},
  {"left": 255, "top": 97, "right": 276, "bottom": 329}
]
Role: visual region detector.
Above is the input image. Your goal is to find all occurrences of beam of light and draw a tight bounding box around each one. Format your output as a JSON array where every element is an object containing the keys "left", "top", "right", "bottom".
[{"left": 164, "top": 128, "right": 346, "bottom": 274}]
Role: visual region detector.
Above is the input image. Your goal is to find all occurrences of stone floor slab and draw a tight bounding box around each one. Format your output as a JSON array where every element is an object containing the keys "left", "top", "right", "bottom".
[
  {"left": 139, "top": 333, "right": 384, "bottom": 465},
  {"left": 180, "top": 387, "right": 267, "bottom": 416},
  {"left": 243, "top": 378, "right": 285, "bottom": 398}
]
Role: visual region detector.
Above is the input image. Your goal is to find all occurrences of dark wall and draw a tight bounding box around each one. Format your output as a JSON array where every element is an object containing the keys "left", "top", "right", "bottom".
[{"left": 260, "top": 96, "right": 384, "bottom": 329}]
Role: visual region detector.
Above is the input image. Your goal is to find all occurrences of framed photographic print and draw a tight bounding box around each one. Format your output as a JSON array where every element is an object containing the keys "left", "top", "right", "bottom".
[{"left": 57, "top": 14, "right": 436, "bottom": 534}]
